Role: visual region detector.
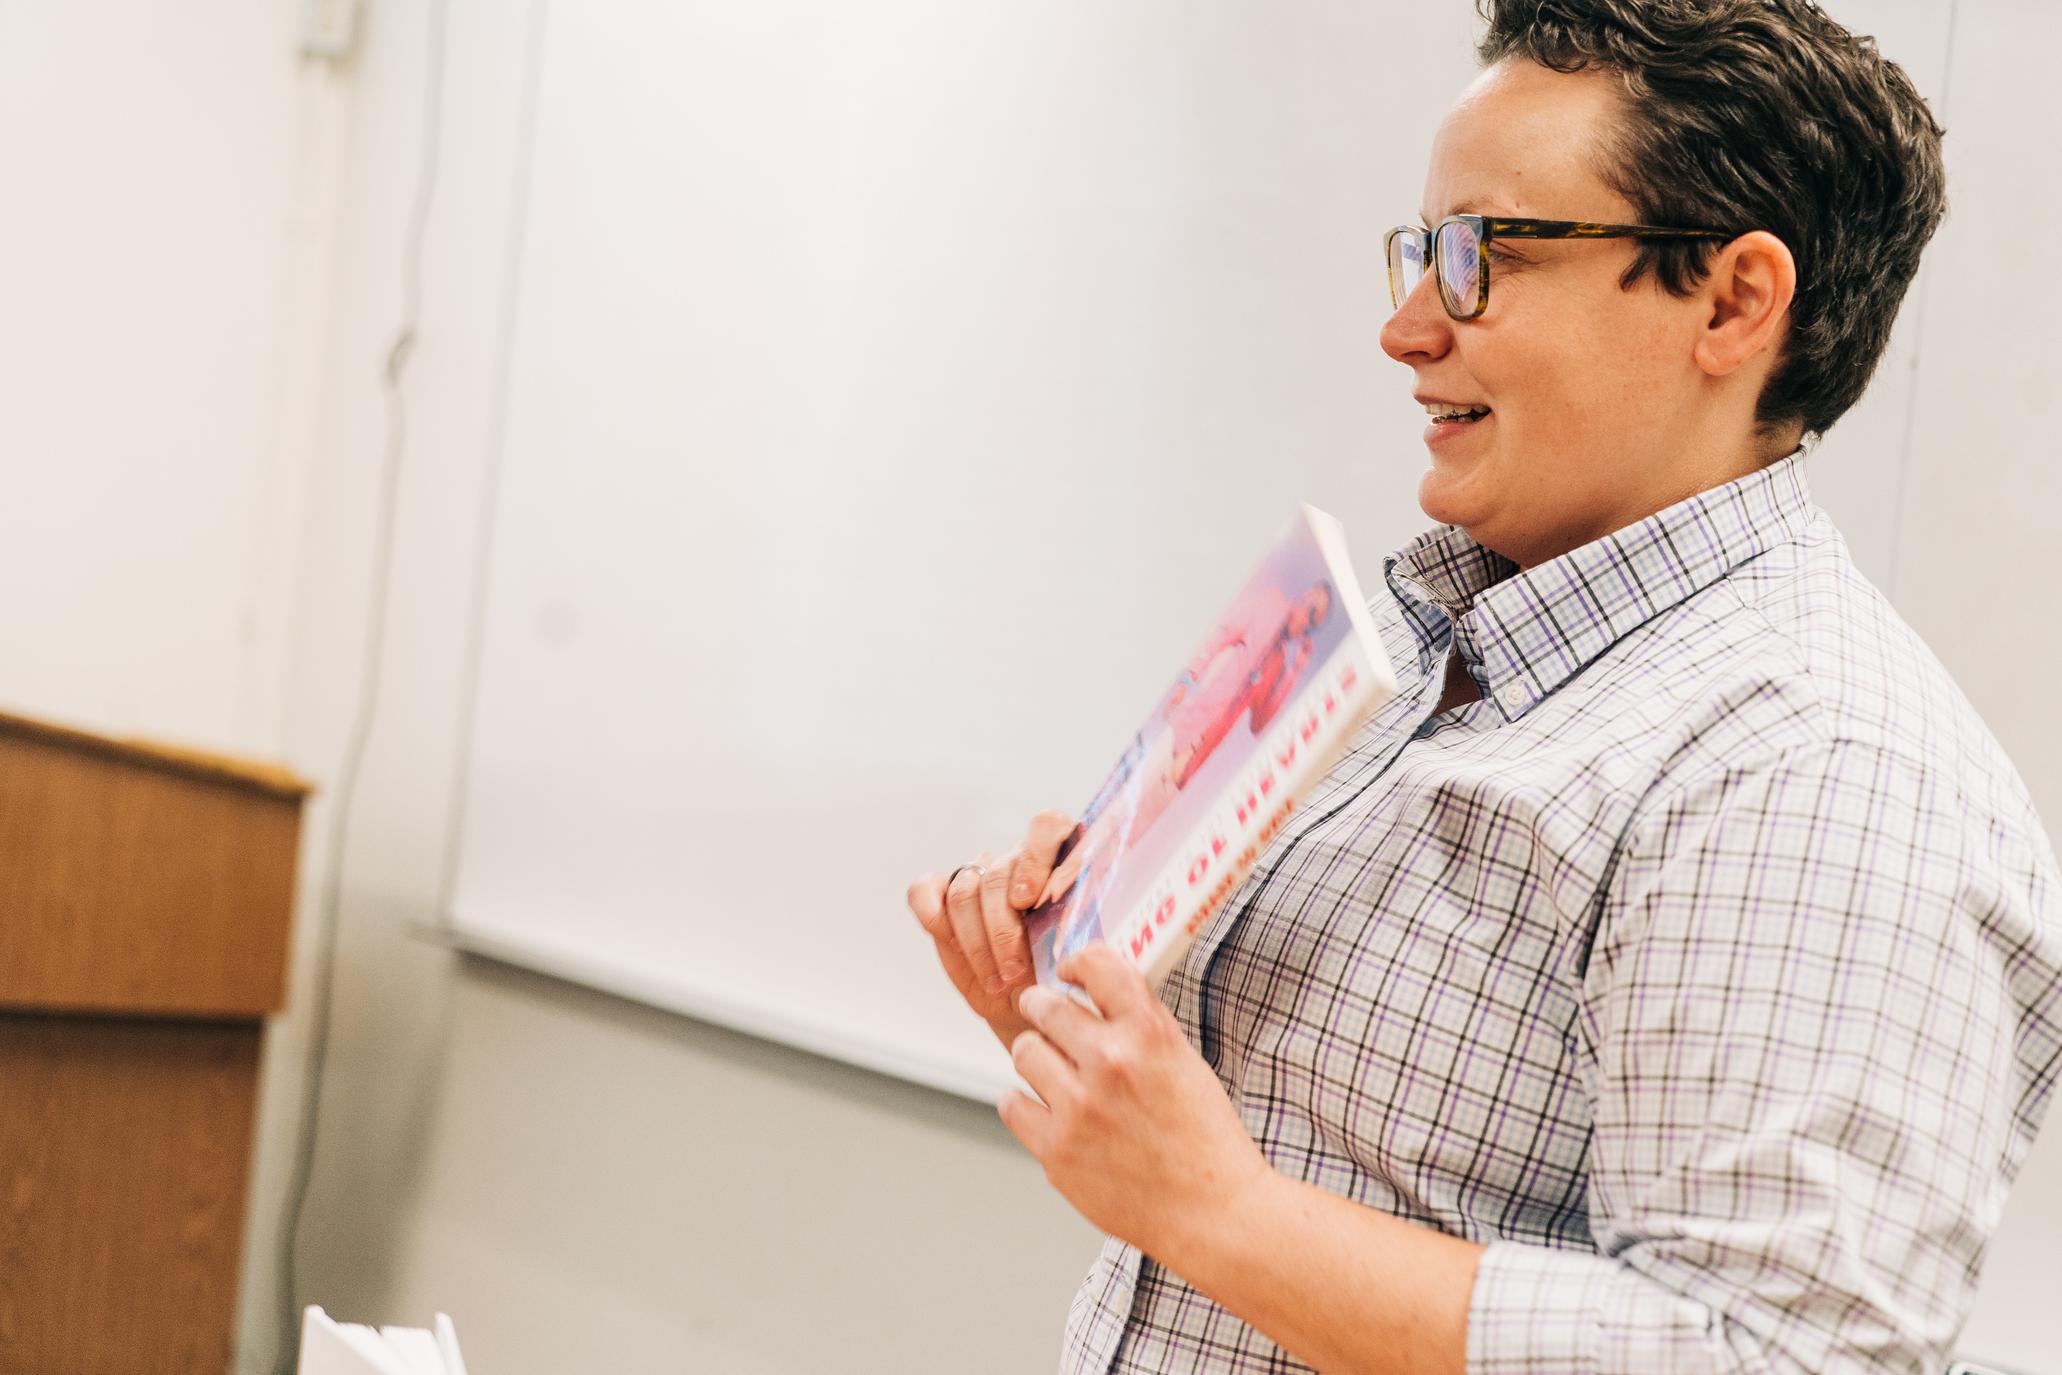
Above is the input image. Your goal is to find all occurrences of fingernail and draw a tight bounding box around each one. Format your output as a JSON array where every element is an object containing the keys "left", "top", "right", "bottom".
[
  {"left": 1012, "top": 880, "right": 1031, "bottom": 903},
  {"left": 999, "top": 960, "right": 1025, "bottom": 983}
]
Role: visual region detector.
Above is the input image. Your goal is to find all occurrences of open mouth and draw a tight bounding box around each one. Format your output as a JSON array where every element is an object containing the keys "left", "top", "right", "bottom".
[{"left": 1429, "top": 406, "right": 1492, "bottom": 426}]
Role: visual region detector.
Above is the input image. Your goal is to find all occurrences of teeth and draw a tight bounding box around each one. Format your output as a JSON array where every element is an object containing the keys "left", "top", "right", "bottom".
[{"left": 1425, "top": 402, "right": 1489, "bottom": 418}]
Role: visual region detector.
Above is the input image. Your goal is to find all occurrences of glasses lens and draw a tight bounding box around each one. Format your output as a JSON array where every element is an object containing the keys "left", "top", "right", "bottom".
[
  {"left": 1387, "top": 229, "right": 1425, "bottom": 309},
  {"left": 1436, "top": 220, "right": 1482, "bottom": 318}
]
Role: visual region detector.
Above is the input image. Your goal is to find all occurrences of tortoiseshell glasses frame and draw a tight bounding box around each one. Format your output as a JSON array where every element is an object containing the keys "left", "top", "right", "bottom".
[{"left": 1384, "top": 214, "right": 1736, "bottom": 321}]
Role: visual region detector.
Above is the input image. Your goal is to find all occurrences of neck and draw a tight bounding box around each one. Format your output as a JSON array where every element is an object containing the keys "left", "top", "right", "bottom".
[{"left": 1500, "top": 420, "right": 1805, "bottom": 573}]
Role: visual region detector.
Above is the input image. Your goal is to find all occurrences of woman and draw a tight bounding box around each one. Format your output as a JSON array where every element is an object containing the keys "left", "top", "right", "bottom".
[{"left": 908, "top": 3, "right": 2061, "bottom": 1371}]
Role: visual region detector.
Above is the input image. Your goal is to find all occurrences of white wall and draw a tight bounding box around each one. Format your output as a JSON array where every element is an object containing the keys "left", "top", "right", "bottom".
[
  {"left": 0, "top": 3, "right": 2054, "bottom": 1374},
  {"left": 0, "top": 2, "right": 316, "bottom": 750}
]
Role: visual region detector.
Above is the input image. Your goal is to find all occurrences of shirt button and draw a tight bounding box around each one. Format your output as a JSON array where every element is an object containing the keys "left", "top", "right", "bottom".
[{"left": 1499, "top": 682, "right": 1526, "bottom": 707}]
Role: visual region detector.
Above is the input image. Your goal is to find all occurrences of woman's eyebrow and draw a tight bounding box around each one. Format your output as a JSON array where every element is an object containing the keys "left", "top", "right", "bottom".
[{"left": 1429, "top": 199, "right": 1504, "bottom": 220}]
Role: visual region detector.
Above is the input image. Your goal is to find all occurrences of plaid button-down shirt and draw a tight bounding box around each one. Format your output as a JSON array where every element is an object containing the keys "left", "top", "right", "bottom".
[{"left": 1059, "top": 452, "right": 2062, "bottom": 1374}]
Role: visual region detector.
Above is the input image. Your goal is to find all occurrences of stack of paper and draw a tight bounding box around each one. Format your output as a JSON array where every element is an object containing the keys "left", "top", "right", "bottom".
[{"left": 298, "top": 1306, "right": 469, "bottom": 1375}]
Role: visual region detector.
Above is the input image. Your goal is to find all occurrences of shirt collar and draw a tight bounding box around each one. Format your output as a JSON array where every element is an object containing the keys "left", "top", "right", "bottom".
[{"left": 1382, "top": 449, "right": 1816, "bottom": 722}]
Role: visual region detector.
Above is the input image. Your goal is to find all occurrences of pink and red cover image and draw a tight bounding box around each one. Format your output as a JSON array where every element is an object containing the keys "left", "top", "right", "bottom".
[{"left": 1023, "top": 506, "right": 1396, "bottom": 991}]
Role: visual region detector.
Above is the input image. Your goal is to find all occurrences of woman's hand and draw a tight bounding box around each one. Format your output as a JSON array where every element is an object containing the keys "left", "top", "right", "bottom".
[
  {"left": 997, "top": 942, "right": 1273, "bottom": 1258},
  {"left": 906, "top": 810, "right": 1077, "bottom": 1049}
]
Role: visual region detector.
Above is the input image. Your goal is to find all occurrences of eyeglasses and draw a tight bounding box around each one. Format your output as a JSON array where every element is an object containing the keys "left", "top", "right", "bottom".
[{"left": 1384, "top": 215, "right": 1735, "bottom": 321}]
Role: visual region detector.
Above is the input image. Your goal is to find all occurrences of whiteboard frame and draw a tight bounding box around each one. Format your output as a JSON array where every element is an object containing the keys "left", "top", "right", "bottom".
[{"left": 425, "top": 912, "right": 1019, "bottom": 1104}]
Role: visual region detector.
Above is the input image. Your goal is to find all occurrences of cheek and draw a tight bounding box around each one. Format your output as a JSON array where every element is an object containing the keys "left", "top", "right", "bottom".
[
  {"left": 1472, "top": 291, "right": 1677, "bottom": 438},
  {"left": 1454, "top": 326, "right": 1589, "bottom": 440}
]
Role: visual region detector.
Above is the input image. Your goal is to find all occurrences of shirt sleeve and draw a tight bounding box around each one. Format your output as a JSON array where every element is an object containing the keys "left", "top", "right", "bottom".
[{"left": 1466, "top": 737, "right": 2062, "bottom": 1375}]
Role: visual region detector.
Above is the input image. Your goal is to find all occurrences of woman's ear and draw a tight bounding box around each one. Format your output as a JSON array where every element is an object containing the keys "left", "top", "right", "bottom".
[{"left": 1693, "top": 229, "right": 1797, "bottom": 378}]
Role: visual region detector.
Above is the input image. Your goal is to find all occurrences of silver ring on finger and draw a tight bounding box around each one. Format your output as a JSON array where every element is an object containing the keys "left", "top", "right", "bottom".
[{"left": 946, "top": 862, "right": 985, "bottom": 895}]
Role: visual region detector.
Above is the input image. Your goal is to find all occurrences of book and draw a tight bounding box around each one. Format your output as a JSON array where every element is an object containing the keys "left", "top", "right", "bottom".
[
  {"left": 298, "top": 1307, "right": 469, "bottom": 1375},
  {"left": 1023, "top": 504, "right": 1397, "bottom": 991}
]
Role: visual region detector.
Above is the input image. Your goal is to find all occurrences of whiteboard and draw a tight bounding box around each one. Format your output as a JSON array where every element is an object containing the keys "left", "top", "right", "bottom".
[
  {"left": 439, "top": 0, "right": 1489, "bottom": 1101},
  {"left": 440, "top": 0, "right": 1953, "bottom": 1101}
]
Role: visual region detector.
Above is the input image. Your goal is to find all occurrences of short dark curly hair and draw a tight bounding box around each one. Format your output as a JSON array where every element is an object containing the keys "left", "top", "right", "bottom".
[{"left": 1474, "top": 0, "right": 1946, "bottom": 440}]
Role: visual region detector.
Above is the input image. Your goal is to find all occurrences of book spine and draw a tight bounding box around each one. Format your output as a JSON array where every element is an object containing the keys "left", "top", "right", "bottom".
[{"left": 1102, "top": 640, "right": 1385, "bottom": 988}]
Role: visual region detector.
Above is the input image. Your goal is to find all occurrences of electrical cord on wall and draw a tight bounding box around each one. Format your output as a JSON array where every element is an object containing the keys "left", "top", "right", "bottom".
[{"left": 270, "top": 0, "right": 450, "bottom": 1369}]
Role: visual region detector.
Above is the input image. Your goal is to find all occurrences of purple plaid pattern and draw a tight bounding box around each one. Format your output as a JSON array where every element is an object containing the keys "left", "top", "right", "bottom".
[{"left": 1058, "top": 452, "right": 2062, "bottom": 1374}]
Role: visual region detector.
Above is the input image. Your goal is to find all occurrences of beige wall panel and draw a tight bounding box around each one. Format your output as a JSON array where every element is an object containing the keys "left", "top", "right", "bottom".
[
  {"left": 1808, "top": 0, "right": 1955, "bottom": 584},
  {"left": 1890, "top": 2, "right": 2062, "bottom": 1369}
]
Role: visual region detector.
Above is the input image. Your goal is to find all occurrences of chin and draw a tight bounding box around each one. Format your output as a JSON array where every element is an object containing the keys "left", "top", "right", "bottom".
[
  {"left": 1416, "top": 466, "right": 1488, "bottom": 531},
  {"left": 1416, "top": 476, "right": 1538, "bottom": 566}
]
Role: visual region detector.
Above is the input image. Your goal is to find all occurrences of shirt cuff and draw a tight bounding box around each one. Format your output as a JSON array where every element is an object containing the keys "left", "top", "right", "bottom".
[{"left": 1466, "top": 1240, "right": 1732, "bottom": 1375}]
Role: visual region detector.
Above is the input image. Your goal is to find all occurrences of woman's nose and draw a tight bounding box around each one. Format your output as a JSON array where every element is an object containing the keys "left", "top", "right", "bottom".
[{"left": 1379, "top": 275, "right": 1454, "bottom": 365}]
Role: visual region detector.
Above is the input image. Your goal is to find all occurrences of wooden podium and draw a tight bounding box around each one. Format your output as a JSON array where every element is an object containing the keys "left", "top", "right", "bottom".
[{"left": 0, "top": 709, "right": 310, "bottom": 1375}]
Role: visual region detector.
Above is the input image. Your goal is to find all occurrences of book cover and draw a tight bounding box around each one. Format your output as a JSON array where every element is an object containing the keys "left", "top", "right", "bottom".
[{"left": 1022, "top": 505, "right": 1397, "bottom": 992}]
